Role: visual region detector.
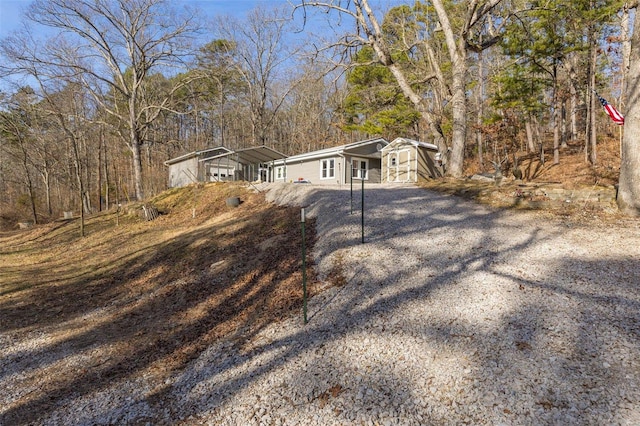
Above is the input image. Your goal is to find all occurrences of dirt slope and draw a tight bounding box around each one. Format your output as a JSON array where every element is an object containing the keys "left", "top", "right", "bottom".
[
  {"left": 0, "top": 183, "right": 320, "bottom": 425},
  {"left": 421, "top": 137, "right": 626, "bottom": 222}
]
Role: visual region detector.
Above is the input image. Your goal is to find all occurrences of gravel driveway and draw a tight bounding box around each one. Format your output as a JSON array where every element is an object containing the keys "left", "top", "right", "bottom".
[{"left": 4, "top": 183, "right": 640, "bottom": 425}]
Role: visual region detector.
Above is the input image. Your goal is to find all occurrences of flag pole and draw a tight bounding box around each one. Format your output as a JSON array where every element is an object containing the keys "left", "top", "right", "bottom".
[{"left": 620, "top": 124, "right": 623, "bottom": 158}]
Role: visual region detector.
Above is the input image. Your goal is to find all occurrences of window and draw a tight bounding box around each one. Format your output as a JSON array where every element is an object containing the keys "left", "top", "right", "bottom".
[
  {"left": 321, "top": 158, "right": 335, "bottom": 179},
  {"left": 390, "top": 156, "right": 397, "bottom": 167},
  {"left": 351, "top": 158, "right": 368, "bottom": 180},
  {"left": 275, "top": 166, "right": 284, "bottom": 179}
]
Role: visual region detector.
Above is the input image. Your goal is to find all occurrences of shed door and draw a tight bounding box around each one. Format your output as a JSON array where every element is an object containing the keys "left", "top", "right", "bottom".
[{"left": 388, "top": 149, "right": 411, "bottom": 182}]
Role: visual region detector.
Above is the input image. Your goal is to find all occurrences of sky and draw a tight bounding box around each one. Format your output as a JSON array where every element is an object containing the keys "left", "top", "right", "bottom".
[
  {"left": 0, "top": 0, "right": 26, "bottom": 38},
  {"left": 0, "top": 0, "right": 398, "bottom": 91},
  {"left": 0, "top": 0, "right": 293, "bottom": 40},
  {"left": 0, "top": 0, "right": 403, "bottom": 41}
]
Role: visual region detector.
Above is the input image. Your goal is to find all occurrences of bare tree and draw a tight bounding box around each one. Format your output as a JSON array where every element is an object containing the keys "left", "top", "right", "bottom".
[
  {"left": 1, "top": 0, "right": 201, "bottom": 201},
  {"left": 282, "top": 62, "right": 342, "bottom": 153},
  {"left": 0, "top": 91, "right": 40, "bottom": 224},
  {"left": 216, "top": 5, "right": 304, "bottom": 149},
  {"left": 0, "top": 87, "right": 63, "bottom": 221}
]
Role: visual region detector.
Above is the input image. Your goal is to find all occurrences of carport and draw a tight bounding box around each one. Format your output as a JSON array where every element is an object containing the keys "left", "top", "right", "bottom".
[{"left": 201, "top": 145, "right": 288, "bottom": 183}]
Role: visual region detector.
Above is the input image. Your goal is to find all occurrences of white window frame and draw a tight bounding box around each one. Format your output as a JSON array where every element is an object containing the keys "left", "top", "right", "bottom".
[
  {"left": 351, "top": 157, "right": 369, "bottom": 180},
  {"left": 320, "top": 158, "right": 335, "bottom": 180},
  {"left": 275, "top": 166, "right": 284, "bottom": 180}
]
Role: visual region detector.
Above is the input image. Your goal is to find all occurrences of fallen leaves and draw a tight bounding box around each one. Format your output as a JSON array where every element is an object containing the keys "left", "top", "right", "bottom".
[{"left": 317, "top": 384, "right": 344, "bottom": 408}]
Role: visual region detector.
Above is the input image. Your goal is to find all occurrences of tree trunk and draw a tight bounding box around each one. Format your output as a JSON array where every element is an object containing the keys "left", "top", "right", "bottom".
[
  {"left": 125, "top": 80, "right": 145, "bottom": 201},
  {"left": 431, "top": 0, "right": 467, "bottom": 178},
  {"left": 82, "top": 132, "right": 92, "bottom": 213},
  {"left": 621, "top": 3, "right": 631, "bottom": 107},
  {"left": 560, "top": 100, "right": 567, "bottom": 148},
  {"left": 476, "top": 51, "right": 484, "bottom": 171},
  {"left": 566, "top": 53, "right": 580, "bottom": 142},
  {"left": 570, "top": 82, "right": 578, "bottom": 141},
  {"left": 525, "top": 118, "right": 535, "bottom": 152},
  {"left": 533, "top": 115, "right": 544, "bottom": 163},
  {"left": 97, "top": 128, "right": 102, "bottom": 212},
  {"left": 69, "top": 135, "right": 85, "bottom": 237},
  {"left": 448, "top": 61, "right": 467, "bottom": 177},
  {"left": 103, "top": 126, "right": 110, "bottom": 210},
  {"left": 552, "top": 76, "right": 560, "bottom": 164},
  {"left": 82, "top": 191, "right": 92, "bottom": 216},
  {"left": 219, "top": 89, "right": 226, "bottom": 146},
  {"left": 26, "top": 169, "right": 38, "bottom": 225},
  {"left": 15, "top": 142, "right": 39, "bottom": 224},
  {"left": 586, "top": 29, "right": 598, "bottom": 165},
  {"left": 130, "top": 127, "right": 145, "bottom": 201},
  {"left": 41, "top": 168, "right": 52, "bottom": 216},
  {"left": 617, "top": 5, "right": 640, "bottom": 215}
]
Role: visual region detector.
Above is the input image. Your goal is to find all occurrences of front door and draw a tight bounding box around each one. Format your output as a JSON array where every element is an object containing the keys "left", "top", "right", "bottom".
[
  {"left": 388, "top": 149, "right": 411, "bottom": 182},
  {"left": 351, "top": 158, "right": 368, "bottom": 180}
]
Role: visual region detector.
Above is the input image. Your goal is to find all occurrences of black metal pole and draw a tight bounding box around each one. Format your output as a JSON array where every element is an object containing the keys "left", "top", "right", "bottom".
[
  {"left": 361, "top": 177, "right": 365, "bottom": 244},
  {"left": 301, "top": 208, "right": 308, "bottom": 324},
  {"left": 350, "top": 168, "right": 353, "bottom": 215}
]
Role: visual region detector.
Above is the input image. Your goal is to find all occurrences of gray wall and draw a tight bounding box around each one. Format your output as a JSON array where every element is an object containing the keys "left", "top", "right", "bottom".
[
  {"left": 275, "top": 154, "right": 384, "bottom": 185},
  {"left": 368, "top": 158, "right": 382, "bottom": 183},
  {"left": 168, "top": 157, "right": 199, "bottom": 188},
  {"left": 344, "top": 155, "right": 382, "bottom": 183},
  {"left": 272, "top": 141, "right": 385, "bottom": 185},
  {"left": 284, "top": 156, "right": 346, "bottom": 185},
  {"left": 416, "top": 147, "right": 443, "bottom": 181}
]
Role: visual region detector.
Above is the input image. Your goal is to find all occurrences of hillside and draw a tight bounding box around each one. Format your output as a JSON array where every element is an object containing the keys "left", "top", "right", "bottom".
[
  {"left": 0, "top": 135, "right": 630, "bottom": 424},
  {"left": 0, "top": 183, "right": 321, "bottom": 425},
  {"left": 421, "top": 136, "right": 624, "bottom": 221},
  {"left": 1, "top": 143, "right": 638, "bottom": 424},
  {"left": 465, "top": 136, "right": 621, "bottom": 187}
]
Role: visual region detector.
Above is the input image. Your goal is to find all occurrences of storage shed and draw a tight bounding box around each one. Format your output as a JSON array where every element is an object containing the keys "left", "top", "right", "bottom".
[{"left": 381, "top": 137, "right": 443, "bottom": 183}]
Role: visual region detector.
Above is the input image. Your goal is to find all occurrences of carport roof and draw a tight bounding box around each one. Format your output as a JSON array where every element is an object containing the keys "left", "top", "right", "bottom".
[
  {"left": 164, "top": 146, "right": 232, "bottom": 166},
  {"left": 200, "top": 145, "right": 288, "bottom": 165}
]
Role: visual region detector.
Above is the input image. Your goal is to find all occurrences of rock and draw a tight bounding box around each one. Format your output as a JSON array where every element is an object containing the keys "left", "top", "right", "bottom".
[{"left": 470, "top": 174, "right": 495, "bottom": 183}]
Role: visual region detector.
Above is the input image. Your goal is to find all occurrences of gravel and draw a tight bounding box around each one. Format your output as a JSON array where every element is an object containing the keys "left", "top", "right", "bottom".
[{"left": 3, "top": 182, "right": 640, "bottom": 425}]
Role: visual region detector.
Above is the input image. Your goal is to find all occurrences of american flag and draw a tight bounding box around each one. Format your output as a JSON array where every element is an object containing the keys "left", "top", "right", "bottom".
[{"left": 597, "top": 93, "right": 625, "bottom": 125}]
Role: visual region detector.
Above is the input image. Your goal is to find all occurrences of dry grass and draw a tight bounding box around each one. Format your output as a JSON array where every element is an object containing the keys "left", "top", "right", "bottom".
[
  {"left": 463, "top": 136, "right": 621, "bottom": 187},
  {"left": 0, "top": 183, "right": 321, "bottom": 424},
  {"left": 421, "top": 136, "right": 627, "bottom": 223}
]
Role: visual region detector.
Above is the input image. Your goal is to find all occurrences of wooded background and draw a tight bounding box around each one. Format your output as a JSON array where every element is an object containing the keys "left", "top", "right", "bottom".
[{"left": 0, "top": 0, "right": 636, "bottom": 229}]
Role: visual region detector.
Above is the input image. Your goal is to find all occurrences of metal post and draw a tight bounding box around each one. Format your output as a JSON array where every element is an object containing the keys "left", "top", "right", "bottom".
[
  {"left": 350, "top": 168, "right": 353, "bottom": 215},
  {"left": 361, "top": 177, "right": 365, "bottom": 244},
  {"left": 301, "top": 208, "right": 308, "bottom": 324}
]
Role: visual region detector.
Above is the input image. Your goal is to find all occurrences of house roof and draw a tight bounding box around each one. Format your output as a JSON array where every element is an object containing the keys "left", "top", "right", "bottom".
[
  {"left": 273, "top": 137, "right": 388, "bottom": 164},
  {"left": 164, "top": 146, "right": 233, "bottom": 166},
  {"left": 384, "top": 137, "right": 439, "bottom": 151},
  {"left": 201, "top": 145, "right": 288, "bottom": 165}
]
